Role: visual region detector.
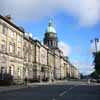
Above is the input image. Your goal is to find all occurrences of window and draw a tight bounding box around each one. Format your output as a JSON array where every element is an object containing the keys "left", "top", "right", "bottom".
[
  {"left": 18, "top": 47, "right": 21, "bottom": 57},
  {"left": 9, "top": 44, "right": 13, "bottom": 53},
  {"left": 3, "top": 26, "right": 7, "bottom": 35},
  {"left": 1, "top": 40, "right": 6, "bottom": 51},
  {"left": 51, "top": 40, "right": 53, "bottom": 46},
  {"left": 1, "top": 67, "right": 5, "bottom": 74},
  {"left": 18, "top": 35, "right": 22, "bottom": 42},
  {"left": 10, "top": 30, "right": 14, "bottom": 38},
  {"left": 13, "top": 43, "right": 15, "bottom": 52},
  {"left": 17, "top": 68, "right": 20, "bottom": 77},
  {"left": 9, "top": 66, "right": 14, "bottom": 76},
  {"left": 49, "top": 40, "right": 51, "bottom": 46},
  {"left": 1, "top": 67, "right": 5, "bottom": 80},
  {"left": 9, "top": 42, "right": 15, "bottom": 53}
]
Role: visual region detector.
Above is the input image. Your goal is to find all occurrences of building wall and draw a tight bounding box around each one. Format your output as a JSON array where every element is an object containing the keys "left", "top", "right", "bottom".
[
  {"left": 0, "top": 15, "right": 79, "bottom": 83},
  {"left": 54, "top": 50, "right": 61, "bottom": 79},
  {"left": 23, "top": 37, "right": 34, "bottom": 80},
  {"left": 40, "top": 45, "right": 48, "bottom": 80},
  {"left": 48, "top": 50, "right": 54, "bottom": 81},
  {"left": 0, "top": 18, "right": 24, "bottom": 82},
  {"left": 33, "top": 42, "right": 41, "bottom": 81},
  {"left": 40, "top": 46, "right": 47, "bottom": 65},
  {"left": 63, "top": 61, "right": 67, "bottom": 78}
]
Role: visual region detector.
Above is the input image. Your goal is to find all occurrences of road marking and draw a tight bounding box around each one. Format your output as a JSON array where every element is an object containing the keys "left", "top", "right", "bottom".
[
  {"left": 52, "top": 85, "right": 79, "bottom": 100},
  {"left": 59, "top": 85, "right": 78, "bottom": 97},
  {"left": 59, "top": 91, "right": 66, "bottom": 96}
]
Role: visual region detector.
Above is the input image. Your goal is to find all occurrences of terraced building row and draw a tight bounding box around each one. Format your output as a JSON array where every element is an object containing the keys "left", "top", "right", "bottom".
[{"left": 0, "top": 15, "right": 80, "bottom": 84}]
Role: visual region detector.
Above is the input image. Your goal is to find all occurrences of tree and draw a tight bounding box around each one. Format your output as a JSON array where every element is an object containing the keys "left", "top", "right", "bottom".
[
  {"left": 90, "top": 71, "right": 99, "bottom": 79},
  {"left": 80, "top": 73, "right": 84, "bottom": 79},
  {"left": 94, "top": 51, "right": 100, "bottom": 75}
]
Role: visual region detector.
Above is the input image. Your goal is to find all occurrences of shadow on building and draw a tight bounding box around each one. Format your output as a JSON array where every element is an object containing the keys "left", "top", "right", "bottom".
[{"left": 0, "top": 73, "right": 13, "bottom": 86}]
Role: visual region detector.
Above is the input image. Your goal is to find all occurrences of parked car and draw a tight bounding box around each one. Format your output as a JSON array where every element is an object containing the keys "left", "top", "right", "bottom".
[
  {"left": 90, "top": 79, "right": 97, "bottom": 83},
  {"left": 97, "top": 79, "right": 100, "bottom": 83}
]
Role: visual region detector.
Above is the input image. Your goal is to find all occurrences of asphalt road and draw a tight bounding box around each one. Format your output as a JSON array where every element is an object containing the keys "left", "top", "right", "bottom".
[{"left": 0, "top": 81, "right": 100, "bottom": 100}]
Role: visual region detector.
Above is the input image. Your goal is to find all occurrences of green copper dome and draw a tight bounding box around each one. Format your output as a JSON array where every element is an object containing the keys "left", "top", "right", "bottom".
[
  {"left": 44, "top": 18, "right": 58, "bottom": 49},
  {"left": 46, "top": 18, "right": 56, "bottom": 33}
]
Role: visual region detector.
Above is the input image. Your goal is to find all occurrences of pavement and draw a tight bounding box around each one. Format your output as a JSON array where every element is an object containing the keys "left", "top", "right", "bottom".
[
  {"left": 0, "top": 82, "right": 49, "bottom": 93},
  {"left": 0, "top": 80, "right": 67, "bottom": 93},
  {"left": 0, "top": 80, "right": 100, "bottom": 93},
  {"left": 0, "top": 80, "right": 100, "bottom": 100}
]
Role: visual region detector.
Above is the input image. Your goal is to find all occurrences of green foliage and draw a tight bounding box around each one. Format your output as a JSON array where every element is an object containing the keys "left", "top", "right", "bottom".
[
  {"left": 94, "top": 51, "right": 100, "bottom": 75},
  {"left": 80, "top": 73, "right": 84, "bottom": 79},
  {"left": 90, "top": 71, "right": 99, "bottom": 79}
]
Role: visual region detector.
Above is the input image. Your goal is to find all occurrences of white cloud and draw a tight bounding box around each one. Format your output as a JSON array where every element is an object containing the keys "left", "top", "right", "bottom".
[
  {"left": 58, "top": 41, "right": 71, "bottom": 56},
  {"left": 33, "top": 36, "right": 40, "bottom": 40},
  {"left": 72, "top": 60, "right": 94, "bottom": 75},
  {"left": 0, "top": 0, "right": 100, "bottom": 26},
  {"left": 80, "top": 64, "right": 94, "bottom": 75}
]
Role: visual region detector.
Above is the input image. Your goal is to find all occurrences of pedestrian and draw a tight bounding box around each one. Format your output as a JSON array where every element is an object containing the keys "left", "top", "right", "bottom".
[
  {"left": 52, "top": 79, "right": 54, "bottom": 82},
  {"left": 25, "top": 78, "right": 28, "bottom": 86},
  {"left": 88, "top": 79, "right": 91, "bottom": 86}
]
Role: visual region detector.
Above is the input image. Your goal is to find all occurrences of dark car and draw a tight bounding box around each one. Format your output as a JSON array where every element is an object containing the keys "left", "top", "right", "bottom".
[
  {"left": 97, "top": 79, "right": 100, "bottom": 83},
  {"left": 90, "top": 79, "right": 97, "bottom": 83}
]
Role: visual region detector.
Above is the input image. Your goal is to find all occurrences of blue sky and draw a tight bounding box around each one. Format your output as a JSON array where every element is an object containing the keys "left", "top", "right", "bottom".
[
  {"left": 15, "top": 12, "right": 100, "bottom": 75},
  {"left": 1, "top": 0, "right": 100, "bottom": 75}
]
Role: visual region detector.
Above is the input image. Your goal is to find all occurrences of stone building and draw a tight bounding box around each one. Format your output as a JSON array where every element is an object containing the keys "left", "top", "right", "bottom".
[
  {"left": 47, "top": 49, "right": 55, "bottom": 81},
  {"left": 43, "top": 19, "right": 69, "bottom": 80},
  {"left": 0, "top": 15, "right": 80, "bottom": 84},
  {"left": 23, "top": 33, "right": 35, "bottom": 81},
  {"left": 0, "top": 15, "right": 24, "bottom": 83},
  {"left": 32, "top": 40, "right": 41, "bottom": 81},
  {"left": 40, "top": 44, "right": 48, "bottom": 81},
  {"left": 43, "top": 19, "right": 80, "bottom": 80},
  {"left": 33, "top": 40, "right": 49, "bottom": 82}
]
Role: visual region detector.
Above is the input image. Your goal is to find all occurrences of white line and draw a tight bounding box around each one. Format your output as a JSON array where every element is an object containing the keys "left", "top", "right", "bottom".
[
  {"left": 59, "top": 85, "right": 78, "bottom": 97},
  {"left": 52, "top": 85, "right": 79, "bottom": 100},
  {"left": 59, "top": 91, "right": 66, "bottom": 96}
]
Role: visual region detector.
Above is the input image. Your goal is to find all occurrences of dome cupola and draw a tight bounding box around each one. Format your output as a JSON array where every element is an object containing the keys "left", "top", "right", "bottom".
[
  {"left": 43, "top": 18, "right": 58, "bottom": 49},
  {"left": 46, "top": 19, "right": 56, "bottom": 33}
]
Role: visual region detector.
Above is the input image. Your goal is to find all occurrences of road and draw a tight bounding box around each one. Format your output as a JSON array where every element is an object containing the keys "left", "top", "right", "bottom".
[{"left": 0, "top": 81, "right": 100, "bottom": 100}]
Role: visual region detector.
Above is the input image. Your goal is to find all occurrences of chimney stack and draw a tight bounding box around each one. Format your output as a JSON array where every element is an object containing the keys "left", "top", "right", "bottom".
[{"left": 5, "top": 15, "right": 12, "bottom": 21}]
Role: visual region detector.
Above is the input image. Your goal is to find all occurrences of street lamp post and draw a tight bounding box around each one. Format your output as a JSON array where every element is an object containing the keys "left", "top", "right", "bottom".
[{"left": 91, "top": 38, "right": 99, "bottom": 54}]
